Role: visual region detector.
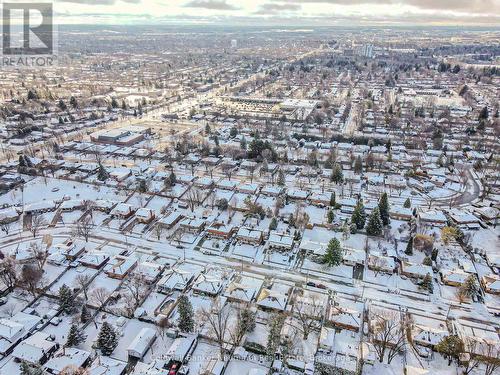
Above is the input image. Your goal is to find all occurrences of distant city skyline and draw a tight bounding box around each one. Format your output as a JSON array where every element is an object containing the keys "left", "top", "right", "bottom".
[{"left": 48, "top": 0, "right": 500, "bottom": 26}]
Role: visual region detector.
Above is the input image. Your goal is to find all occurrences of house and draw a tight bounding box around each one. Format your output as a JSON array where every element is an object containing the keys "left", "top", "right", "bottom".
[
  {"left": 389, "top": 206, "right": 413, "bottom": 221},
  {"left": 59, "top": 199, "right": 85, "bottom": 212},
  {"left": 256, "top": 283, "right": 291, "bottom": 312},
  {"left": 179, "top": 217, "right": 205, "bottom": 234},
  {"left": 88, "top": 355, "right": 127, "bottom": 375},
  {"left": 50, "top": 239, "right": 86, "bottom": 261},
  {"left": 440, "top": 269, "right": 469, "bottom": 286},
  {"left": 367, "top": 252, "right": 396, "bottom": 274},
  {"left": 326, "top": 305, "right": 362, "bottom": 332},
  {"left": 481, "top": 274, "right": 500, "bottom": 295},
  {"left": 267, "top": 232, "right": 294, "bottom": 251},
  {"left": 0, "top": 207, "right": 20, "bottom": 224},
  {"left": 92, "top": 200, "right": 117, "bottom": 213},
  {"left": 411, "top": 325, "right": 448, "bottom": 348},
  {"left": 135, "top": 208, "right": 155, "bottom": 224},
  {"left": 448, "top": 209, "right": 480, "bottom": 230},
  {"left": 287, "top": 189, "right": 309, "bottom": 201},
  {"left": 0, "top": 312, "right": 42, "bottom": 355},
  {"left": 165, "top": 335, "right": 197, "bottom": 363},
  {"left": 418, "top": 209, "right": 447, "bottom": 227},
  {"left": 206, "top": 222, "right": 236, "bottom": 239},
  {"left": 261, "top": 185, "right": 284, "bottom": 197},
  {"left": 192, "top": 268, "right": 228, "bottom": 296},
  {"left": 110, "top": 203, "right": 136, "bottom": 219},
  {"left": 401, "top": 262, "right": 433, "bottom": 280},
  {"left": 291, "top": 290, "right": 327, "bottom": 319},
  {"left": 157, "top": 265, "right": 201, "bottom": 293},
  {"left": 236, "top": 227, "right": 263, "bottom": 245},
  {"left": 237, "top": 183, "right": 260, "bottom": 195},
  {"left": 158, "top": 212, "right": 184, "bottom": 229},
  {"left": 223, "top": 275, "right": 263, "bottom": 303},
  {"left": 79, "top": 251, "right": 110, "bottom": 269},
  {"left": 343, "top": 248, "right": 365, "bottom": 266},
  {"left": 309, "top": 191, "right": 332, "bottom": 207},
  {"left": 24, "top": 200, "right": 57, "bottom": 214},
  {"left": 12, "top": 332, "right": 59, "bottom": 365},
  {"left": 44, "top": 348, "right": 91, "bottom": 374},
  {"left": 105, "top": 255, "right": 138, "bottom": 279},
  {"left": 127, "top": 328, "right": 157, "bottom": 359},
  {"left": 339, "top": 198, "right": 357, "bottom": 214},
  {"left": 473, "top": 206, "right": 498, "bottom": 225},
  {"left": 135, "top": 261, "right": 165, "bottom": 283}
]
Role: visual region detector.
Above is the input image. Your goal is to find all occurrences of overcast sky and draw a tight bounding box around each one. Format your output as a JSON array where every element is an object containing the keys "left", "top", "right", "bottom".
[{"left": 51, "top": 0, "right": 500, "bottom": 26}]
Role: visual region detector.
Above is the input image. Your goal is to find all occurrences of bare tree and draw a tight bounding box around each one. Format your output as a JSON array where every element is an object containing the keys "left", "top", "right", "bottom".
[
  {"left": 90, "top": 287, "right": 109, "bottom": 309},
  {"left": 462, "top": 338, "right": 481, "bottom": 375},
  {"left": 73, "top": 216, "right": 94, "bottom": 242},
  {"left": 482, "top": 341, "right": 500, "bottom": 375},
  {"left": 75, "top": 274, "right": 92, "bottom": 300},
  {"left": 60, "top": 365, "right": 89, "bottom": 375},
  {"left": 370, "top": 309, "right": 407, "bottom": 364},
  {"left": 123, "top": 273, "right": 149, "bottom": 315},
  {"left": 229, "top": 305, "right": 256, "bottom": 346},
  {"left": 222, "top": 164, "right": 234, "bottom": 181},
  {"left": 20, "top": 264, "right": 43, "bottom": 297},
  {"left": 199, "top": 298, "right": 231, "bottom": 360},
  {"left": 0, "top": 221, "right": 13, "bottom": 236},
  {"left": 186, "top": 187, "right": 203, "bottom": 212},
  {"left": 29, "top": 242, "right": 48, "bottom": 272},
  {"left": 0, "top": 257, "right": 17, "bottom": 291},
  {"left": 156, "top": 316, "right": 170, "bottom": 339},
  {"left": 292, "top": 292, "right": 324, "bottom": 339},
  {"left": 30, "top": 213, "right": 47, "bottom": 238},
  {"left": 153, "top": 224, "right": 163, "bottom": 240}
]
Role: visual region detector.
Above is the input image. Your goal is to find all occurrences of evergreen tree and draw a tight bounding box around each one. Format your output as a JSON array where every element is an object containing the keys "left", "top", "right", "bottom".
[
  {"left": 323, "top": 238, "right": 343, "bottom": 267},
  {"left": 327, "top": 209, "right": 334, "bottom": 224},
  {"left": 478, "top": 106, "right": 489, "bottom": 120},
  {"left": 18, "top": 155, "right": 27, "bottom": 168},
  {"left": 354, "top": 156, "right": 363, "bottom": 174},
  {"left": 266, "top": 313, "right": 284, "bottom": 356},
  {"left": 80, "top": 305, "right": 91, "bottom": 323},
  {"left": 351, "top": 200, "right": 366, "bottom": 230},
  {"left": 431, "top": 248, "right": 439, "bottom": 261},
  {"left": 378, "top": 192, "right": 390, "bottom": 226},
  {"left": 111, "top": 97, "right": 118, "bottom": 108},
  {"left": 421, "top": 273, "right": 433, "bottom": 293},
  {"left": 59, "top": 284, "right": 75, "bottom": 314},
  {"left": 27, "top": 90, "right": 38, "bottom": 101},
  {"left": 329, "top": 192, "right": 336, "bottom": 207},
  {"left": 177, "top": 294, "right": 194, "bottom": 332},
  {"left": 240, "top": 136, "right": 247, "bottom": 150},
  {"left": 97, "top": 163, "right": 109, "bottom": 182},
  {"left": 269, "top": 218, "right": 277, "bottom": 231},
  {"left": 405, "top": 236, "right": 413, "bottom": 255},
  {"left": 66, "top": 323, "right": 87, "bottom": 347},
  {"left": 70, "top": 96, "right": 78, "bottom": 109},
  {"left": 229, "top": 127, "right": 237, "bottom": 138},
  {"left": 330, "top": 163, "right": 344, "bottom": 184},
  {"left": 436, "top": 335, "right": 464, "bottom": 365},
  {"left": 96, "top": 322, "right": 118, "bottom": 356},
  {"left": 20, "top": 362, "right": 44, "bottom": 375},
  {"left": 58, "top": 99, "right": 67, "bottom": 111},
  {"left": 366, "top": 207, "right": 383, "bottom": 236},
  {"left": 458, "top": 275, "right": 479, "bottom": 301},
  {"left": 403, "top": 198, "right": 411, "bottom": 208},
  {"left": 277, "top": 170, "right": 285, "bottom": 186},
  {"left": 423, "top": 256, "right": 432, "bottom": 266},
  {"left": 205, "top": 124, "right": 211, "bottom": 135}
]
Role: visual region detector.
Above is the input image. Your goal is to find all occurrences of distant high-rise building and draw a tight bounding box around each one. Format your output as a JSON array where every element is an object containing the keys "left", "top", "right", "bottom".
[
  {"left": 361, "top": 44, "right": 374, "bottom": 58},
  {"left": 231, "top": 39, "right": 237, "bottom": 49}
]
